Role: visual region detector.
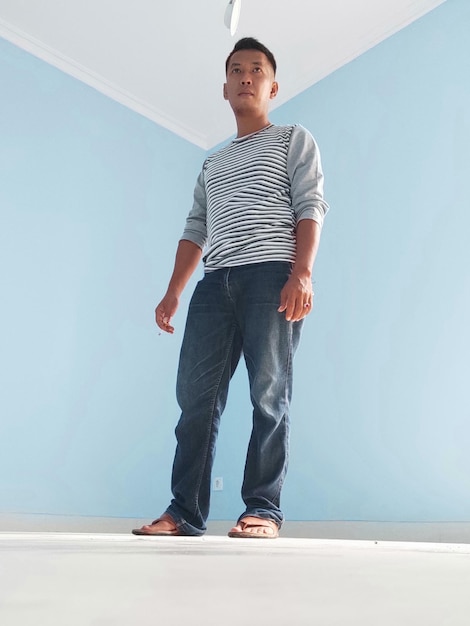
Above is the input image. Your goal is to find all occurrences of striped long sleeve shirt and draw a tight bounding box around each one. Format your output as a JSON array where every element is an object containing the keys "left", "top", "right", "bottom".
[{"left": 181, "top": 124, "right": 329, "bottom": 272}]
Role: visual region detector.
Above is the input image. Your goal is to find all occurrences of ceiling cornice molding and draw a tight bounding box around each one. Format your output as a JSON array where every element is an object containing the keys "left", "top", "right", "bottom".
[
  {"left": 0, "top": 0, "right": 447, "bottom": 152},
  {"left": 0, "top": 17, "right": 210, "bottom": 150}
]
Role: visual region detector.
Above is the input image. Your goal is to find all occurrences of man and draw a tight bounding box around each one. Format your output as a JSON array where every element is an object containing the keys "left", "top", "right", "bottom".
[{"left": 133, "top": 37, "right": 328, "bottom": 539}]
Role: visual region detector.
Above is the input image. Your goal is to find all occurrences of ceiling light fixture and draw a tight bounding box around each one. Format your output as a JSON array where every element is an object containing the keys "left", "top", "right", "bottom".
[{"left": 224, "top": 0, "right": 242, "bottom": 37}]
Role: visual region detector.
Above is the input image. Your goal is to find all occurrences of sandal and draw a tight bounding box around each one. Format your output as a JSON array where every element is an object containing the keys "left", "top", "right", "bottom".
[
  {"left": 228, "top": 516, "right": 279, "bottom": 539},
  {"left": 132, "top": 514, "right": 180, "bottom": 536}
]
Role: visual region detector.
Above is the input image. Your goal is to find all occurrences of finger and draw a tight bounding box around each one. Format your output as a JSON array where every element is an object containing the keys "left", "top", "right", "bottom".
[
  {"left": 284, "top": 297, "right": 297, "bottom": 321},
  {"left": 158, "top": 320, "right": 174, "bottom": 334},
  {"left": 300, "top": 298, "right": 315, "bottom": 320},
  {"left": 155, "top": 308, "right": 174, "bottom": 333},
  {"left": 299, "top": 302, "right": 312, "bottom": 320},
  {"left": 290, "top": 299, "right": 305, "bottom": 322},
  {"left": 161, "top": 318, "right": 175, "bottom": 333},
  {"left": 277, "top": 291, "right": 287, "bottom": 313},
  {"left": 290, "top": 297, "right": 313, "bottom": 321}
]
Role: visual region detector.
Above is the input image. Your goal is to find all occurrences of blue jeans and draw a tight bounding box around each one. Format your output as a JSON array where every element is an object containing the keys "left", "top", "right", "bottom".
[{"left": 165, "top": 261, "right": 303, "bottom": 535}]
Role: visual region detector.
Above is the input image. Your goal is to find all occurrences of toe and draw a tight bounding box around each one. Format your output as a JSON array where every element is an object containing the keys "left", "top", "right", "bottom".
[
  {"left": 229, "top": 524, "right": 243, "bottom": 534},
  {"left": 241, "top": 516, "right": 278, "bottom": 536}
]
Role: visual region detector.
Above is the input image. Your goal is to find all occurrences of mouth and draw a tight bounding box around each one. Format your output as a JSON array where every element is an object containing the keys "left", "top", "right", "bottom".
[{"left": 238, "top": 91, "right": 254, "bottom": 96}]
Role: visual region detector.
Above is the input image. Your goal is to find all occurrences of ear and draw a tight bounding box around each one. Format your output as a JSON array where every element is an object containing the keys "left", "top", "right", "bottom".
[
  {"left": 270, "top": 81, "right": 279, "bottom": 100},
  {"left": 223, "top": 83, "right": 228, "bottom": 100}
]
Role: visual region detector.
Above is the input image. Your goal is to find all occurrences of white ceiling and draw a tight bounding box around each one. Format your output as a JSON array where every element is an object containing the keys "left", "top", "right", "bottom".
[{"left": 0, "top": 0, "right": 446, "bottom": 149}]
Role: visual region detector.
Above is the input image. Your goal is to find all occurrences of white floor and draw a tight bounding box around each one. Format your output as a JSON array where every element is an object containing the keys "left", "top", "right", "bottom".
[{"left": 1, "top": 533, "right": 470, "bottom": 626}]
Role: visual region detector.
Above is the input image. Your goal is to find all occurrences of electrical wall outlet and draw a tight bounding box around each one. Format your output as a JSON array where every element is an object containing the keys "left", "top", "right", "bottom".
[{"left": 213, "top": 477, "right": 223, "bottom": 491}]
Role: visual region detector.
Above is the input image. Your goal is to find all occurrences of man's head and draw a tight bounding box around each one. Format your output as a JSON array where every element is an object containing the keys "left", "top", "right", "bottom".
[
  {"left": 225, "top": 37, "right": 277, "bottom": 77},
  {"left": 223, "top": 37, "right": 278, "bottom": 116}
]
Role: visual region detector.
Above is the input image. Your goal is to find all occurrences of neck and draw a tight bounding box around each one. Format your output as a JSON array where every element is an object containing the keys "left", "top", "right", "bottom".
[{"left": 235, "top": 114, "right": 272, "bottom": 138}]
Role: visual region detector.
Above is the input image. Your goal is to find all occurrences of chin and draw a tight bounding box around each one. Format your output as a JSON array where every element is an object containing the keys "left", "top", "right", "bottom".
[{"left": 232, "top": 103, "right": 256, "bottom": 115}]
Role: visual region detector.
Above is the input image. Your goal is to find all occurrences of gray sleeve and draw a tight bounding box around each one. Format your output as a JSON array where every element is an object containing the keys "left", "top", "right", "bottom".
[
  {"left": 180, "top": 169, "right": 207, "bottom": 249},
  {"left": 287, "top": 125, "right": 329, "bottom": 228}
]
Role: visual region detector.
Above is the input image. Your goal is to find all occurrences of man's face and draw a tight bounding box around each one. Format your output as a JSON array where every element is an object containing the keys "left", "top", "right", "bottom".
[{"left": 223, "top": 49, "right": 278, "bottom": 116}]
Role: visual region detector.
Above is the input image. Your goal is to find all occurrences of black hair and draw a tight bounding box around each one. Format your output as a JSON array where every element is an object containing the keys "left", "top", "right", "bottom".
[{"left": 225, "top": 37, "right": 277, "bottom": 76}]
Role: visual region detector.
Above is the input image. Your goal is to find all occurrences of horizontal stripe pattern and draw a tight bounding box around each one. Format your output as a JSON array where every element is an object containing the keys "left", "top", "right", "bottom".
[{"left": 202, "top": 125, "right": 296, "bottom": 271}]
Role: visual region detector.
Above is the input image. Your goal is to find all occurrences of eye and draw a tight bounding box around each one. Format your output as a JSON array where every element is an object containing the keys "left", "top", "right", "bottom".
[
  {"left": 232, "top": 68, "right": 241, "bottom": 73},
  {"left": 253, "top": 67, "right": 262, "bottom": 72}
]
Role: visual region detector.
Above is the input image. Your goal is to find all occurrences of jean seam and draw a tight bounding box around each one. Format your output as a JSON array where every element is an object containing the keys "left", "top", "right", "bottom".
[
  {"left": 191, "top": 322, "right": 237, "bottom": 515},
  {"left": 272, "top": 320, "right": 293, "bottom": 505}
]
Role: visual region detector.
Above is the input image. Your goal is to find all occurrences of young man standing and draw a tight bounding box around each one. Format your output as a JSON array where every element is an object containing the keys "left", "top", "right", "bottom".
[{"left": 133, "top": 37, "right": 329, "bottom": 539}]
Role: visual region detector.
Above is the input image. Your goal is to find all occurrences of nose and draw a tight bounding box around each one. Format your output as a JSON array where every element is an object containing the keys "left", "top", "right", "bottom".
[{"left": 240, "top": 73, "right": 252, "bottom": 85}]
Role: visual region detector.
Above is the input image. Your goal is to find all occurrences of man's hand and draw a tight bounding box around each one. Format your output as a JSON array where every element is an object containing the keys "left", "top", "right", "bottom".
[
  {"left": 278, "top": 219, "right": 320, "bottom": 322},
  {"left": 154, "top": 240, "right": 203, "bottom": 335},
  {"left": 155, "top": 292, "right": 179, "bottom": 334},
  {"left": 278, "top": 272, "right": 314, "bottom": 322}
]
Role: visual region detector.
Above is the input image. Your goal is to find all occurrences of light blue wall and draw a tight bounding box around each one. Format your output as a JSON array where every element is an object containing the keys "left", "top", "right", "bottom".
[
  {"left": 1, "top": 0, "right": 469, "bottom": 524},
  {"left": 280, "top": 0, "right": 470, "bottom": 521},
  {"left": 211, "top": 0, "right": 470, "bottom": 522},
  {"left": 0, "top": 37, "right": 205, "bottom": 517}
]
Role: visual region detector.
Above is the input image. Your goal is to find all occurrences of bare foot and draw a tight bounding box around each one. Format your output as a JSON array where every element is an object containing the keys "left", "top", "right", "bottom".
[
  {"left": 132, "top": 513, "right": 178, "bottom": 536},
  {"left": 228, "top": 516, "right": 279, "bottom": 539}
]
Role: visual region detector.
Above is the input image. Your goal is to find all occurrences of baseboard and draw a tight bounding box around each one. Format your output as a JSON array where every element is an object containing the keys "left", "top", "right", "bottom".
[{"left": 1, "top": 514, "right": 470, "bottom": 543}]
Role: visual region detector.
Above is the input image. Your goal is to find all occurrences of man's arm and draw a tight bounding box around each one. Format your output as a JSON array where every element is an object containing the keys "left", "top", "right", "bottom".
[
  {"left": 278, "top": 219, "right": 321, "bottom": 322},
  {"left": 155, "top": 239, "right": 203, "bottom": 334}
]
